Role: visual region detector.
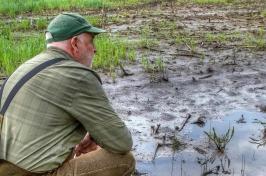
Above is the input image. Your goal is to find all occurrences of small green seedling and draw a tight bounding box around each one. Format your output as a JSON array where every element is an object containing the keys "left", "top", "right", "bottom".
[{"left": 204, "top": 126, "right": 234, "bottom": 153}]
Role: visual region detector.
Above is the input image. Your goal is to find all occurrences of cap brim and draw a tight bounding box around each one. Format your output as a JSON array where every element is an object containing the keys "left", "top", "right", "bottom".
[{"left": 85, "top": 26, "right": 106, "bottom": 35}]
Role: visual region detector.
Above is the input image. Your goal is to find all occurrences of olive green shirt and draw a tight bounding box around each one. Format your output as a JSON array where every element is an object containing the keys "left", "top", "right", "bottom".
[{"left": 0, "top": 47, "right": 132, "bottom": 172}]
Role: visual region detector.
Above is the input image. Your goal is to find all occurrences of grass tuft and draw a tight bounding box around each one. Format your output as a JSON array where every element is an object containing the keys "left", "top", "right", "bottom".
[
  {"left": 93, "top": 34, "right": 136, "bottom": 72},
  {"left": 0, "top": 35, "right": 45, "bottom": 75},
  {"left": 204, "top": 126, "right": 234, "bottom": 153},
  {"left": 261, "top": 10, "right": 266, "bottom": 17},
  {"left": 243, "top": 28, "right": 266, "bottom": 50},
  {"left": 0, "top": 0, "right": 154, "bottom": 17},
  {"left": 0, "top": 32, "right": 136, "bottom": 76}
]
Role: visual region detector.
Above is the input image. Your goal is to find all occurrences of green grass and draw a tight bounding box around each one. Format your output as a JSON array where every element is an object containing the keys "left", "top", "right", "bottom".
[
  {"left": 205, "top": 32, "right": 242, "bottom": 44},
  {"left": 175, "top": 34, "right": 198, "bottom": 52},
  {"left": 0, "top": 32, "right": 136, "bottom": 76},
  {"left": 202, "top": 31, "right": 266, "bottom": 50},
  {"left": 204, "top": 126, "right": 234, "bottom": 153},
  {"left": 0, "top": 0, "right": 154, "bottom": 17},
  {"left": 36, "top": 18, "right": 48, "bottom": 30},
  {"left": 139, "top": 38, "right": 160, "bottom": 49},
  {"left": 1, "top": 18, "right": 48, "bottom": 32},
  {"left": 141, "top": 56, "right": 165, "bottom": 73},
  {"left": 261, "top": 10, "right": 266, "bottom": 17},
  {"left": 172, "top": 136, "right": 184, "bottom": 151},
  {"left": 138, "top": 25, "right": 160, "bottom": 49},
  {"left": 243, "top": 28, "right": 266, "bottom": 50},
  {"left": 0, "top": 35, "right": 45, "bottom": 75},
  {"left": 86, "top": 16, "right": 103, "bottom": 27},
  {"left": 205, "top": 33, "right": 229, "bottom": 43},
  {"left": 92, "top": 34, "right": 137, "bottom": 71},
  {"left": 193, "top": 0, "right": 234, "bottom": 4},
  {"left": 1, "top": 14, "right": 122, "bottom": 34},
  {"left": 176, "top": 0, "right": 236, "bottom": 5}
]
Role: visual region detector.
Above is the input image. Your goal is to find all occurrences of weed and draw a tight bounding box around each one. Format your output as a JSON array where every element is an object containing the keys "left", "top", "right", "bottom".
[
  {"left": 19, "top": 19, "right": 31, "bottom": 31},
  {"left": 139, "top": 38, "right": 159, "bottom": 49},
  {"left": 36, "top": 18, "right": 48, "bottom": 30},
  {"left": 0, "top": 27, "right": 12, "bottom": 40},
  {"left": 85, "top": 16, "right": 102, "bottom": 27},
  {"left": 195, "top": 0, "right": 234, "bottom": 4},
  {"left": 176, "top": 34, "right": 197, "bottom": 53},
  {"left": 0, "top": 34, "right": 45, "bottom": 75},
  {"left": 205, "top": 32, "right": 242, "bottom": 44},
  {"left": 141, "top": 56, "right": 165, "bottom": 73},
  {"left": 200, "top": 53, "right": 206, "bottom": 64},
  {"left": 0, "top": 0, "right": 154, "bottom": 17},
  {"left": 204, "top": 126, "right": 234, "bottom": 153},
  {"left": 176, "top": 0, "right": 234, "bottom": 5},
  {"left": 172, "top": 137, "right": 183, "bottom": 151},
  {"left": 158, "top": 20, "right": 177, "bottom": 32},
  {"left": 0, "top": 33, "right": 136, "bottom": 76},
  {"left": 93, "top": 34, "right": 136, "bottom": 72},
  {"left": 141, "top": 56, "right": 167, "bottom": 82},
  {"left": 205, "top": 33, "right": 228, "bottom": 43},
  {"left": 127, "top": 50, "right": 137, "bottom": 62},
  {"left": 243, "top": 28, "right": 266, "bottom": 50},
  {"left": 249, "top": 121, "right": 266, "bottom": 148},
  {"left": 261, "top": 10, "right": 266, "bottom": 17},
  {"left": 155, "top": 57, "right": 165, "bottom": 72},
  {"left": 141, "top": 56, "right": 151, "bottom": 72},
  {"left": 139, "top": 25, "right": 159, "bottom": 49}
]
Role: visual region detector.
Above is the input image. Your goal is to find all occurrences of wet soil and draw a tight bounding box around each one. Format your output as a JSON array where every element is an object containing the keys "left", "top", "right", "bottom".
[
  {"left": 137, "top": 111, "right": 266, "bottom": 176},
  {"left": 99, "top": 1, "right": 266, "bottom": 175},
  {"left": 1, "top": 1, "right": 266, "bottom": 175}
]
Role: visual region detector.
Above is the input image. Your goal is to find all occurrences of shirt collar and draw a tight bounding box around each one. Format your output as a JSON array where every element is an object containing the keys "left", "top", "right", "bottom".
[{"left": 46, "top": 46, "right": 74, "bottom": 61}]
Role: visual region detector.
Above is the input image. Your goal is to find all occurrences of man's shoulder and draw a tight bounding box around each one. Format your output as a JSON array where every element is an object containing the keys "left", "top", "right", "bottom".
[
  {"left": 11, "top": 48, "right": 102, "bottom": 86},
  {"left": 28, "top": 49, "right": 102, "bottom": 84},
  {"left": 56, "top": 60, "right": 102, "bottom": 85}
]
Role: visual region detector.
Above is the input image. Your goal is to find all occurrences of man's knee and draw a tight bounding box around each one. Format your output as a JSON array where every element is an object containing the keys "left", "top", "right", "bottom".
[
  {"left": 103, "top": 150, "right": 135, "bottom": 172},
  {"left": 110, "top": 151, "right": 135, "bottom": 176},
  {"left": 68, "top": 149, "right": 136, "bottom": 176},
  {"left": 122, "top": 152, "right": 136, "bottom": 171}
]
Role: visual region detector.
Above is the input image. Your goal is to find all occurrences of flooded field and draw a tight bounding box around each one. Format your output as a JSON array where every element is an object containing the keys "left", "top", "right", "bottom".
[
  {"left": 0, "top": 0, "right": 265, "bottom": 175},
  {"left": 136, "top": 111, "right": 266, "bottom": 176},
  {"left": 99, "top": 1, "right": 266, "bottom": 175}
]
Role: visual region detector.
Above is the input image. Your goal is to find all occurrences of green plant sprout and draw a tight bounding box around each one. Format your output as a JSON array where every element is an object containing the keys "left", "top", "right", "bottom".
[{"left": 204, "top": 126, "right": 234, "bottom": 153}]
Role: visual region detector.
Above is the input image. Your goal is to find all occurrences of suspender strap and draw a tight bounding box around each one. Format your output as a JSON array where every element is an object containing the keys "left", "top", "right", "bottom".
[
  {"left": 0, "top": 58, "right": 65, "bottom": 115},
  {"left": 0, "top": 78, "right": 8, "bottom": 107}
]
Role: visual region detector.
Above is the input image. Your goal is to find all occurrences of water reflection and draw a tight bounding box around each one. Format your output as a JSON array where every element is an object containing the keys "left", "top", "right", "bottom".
[
  {"left": 136, "top": 111, "right": 266, "bottom": 176},
  {"left": 197, "top": 152, "right": 231, "bottom": 175},
  {"left": 249, "top": 119, "right": 266, "bottom": 148}
]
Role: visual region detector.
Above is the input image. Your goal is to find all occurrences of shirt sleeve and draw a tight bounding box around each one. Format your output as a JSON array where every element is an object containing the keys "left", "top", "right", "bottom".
[{"left": 70, "top": 71, "right": 133, "bottom": 154}]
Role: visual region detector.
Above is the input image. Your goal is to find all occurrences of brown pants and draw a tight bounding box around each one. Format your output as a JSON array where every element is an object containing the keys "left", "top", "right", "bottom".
[{"left": 45, "top": 149, "right": 135, "bottom": 176}]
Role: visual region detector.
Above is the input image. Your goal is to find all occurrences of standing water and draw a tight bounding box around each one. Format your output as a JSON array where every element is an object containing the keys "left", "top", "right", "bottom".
[{"left": 137, "top": 111, "right": 266, "bottom": 176}]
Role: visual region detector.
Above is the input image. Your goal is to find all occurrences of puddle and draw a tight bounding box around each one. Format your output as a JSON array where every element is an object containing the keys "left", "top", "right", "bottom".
[{"left": 136, "top": 110, "right": 266, "bottom": 176}]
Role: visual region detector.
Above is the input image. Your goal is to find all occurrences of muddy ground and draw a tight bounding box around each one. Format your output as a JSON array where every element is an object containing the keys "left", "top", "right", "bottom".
[
  {"left": 1, "top": 1, "right": 266, "bottom": 175},
  {"left": 99, "top": 1, "right": 266, "bottom": 175}
]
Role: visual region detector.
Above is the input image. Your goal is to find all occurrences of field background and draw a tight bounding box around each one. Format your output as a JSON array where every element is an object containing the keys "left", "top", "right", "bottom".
[{"left": 1, "top": 0, "right": 266, "bottom": 175}]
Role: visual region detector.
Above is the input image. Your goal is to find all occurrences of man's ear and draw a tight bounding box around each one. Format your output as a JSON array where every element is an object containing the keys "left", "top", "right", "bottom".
[{"left": 70, "top": 36, "right": 79, "bottom": 54}]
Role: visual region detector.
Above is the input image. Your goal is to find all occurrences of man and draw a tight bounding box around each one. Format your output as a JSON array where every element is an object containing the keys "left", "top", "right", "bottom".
[{"left": 0, "top": 13, "right": 135, "bottom": 176}]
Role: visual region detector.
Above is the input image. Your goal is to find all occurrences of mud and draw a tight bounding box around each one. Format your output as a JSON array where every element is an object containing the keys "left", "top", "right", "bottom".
[
  {"left": 1, "top": 1, "right": 266, "bottom": 175},
  {"left": 100, "top": 1, "right": 266, "bottom": 175}
]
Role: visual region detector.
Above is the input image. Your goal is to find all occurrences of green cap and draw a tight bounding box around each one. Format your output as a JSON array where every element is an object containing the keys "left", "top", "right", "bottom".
[{"left": 46, "top": 12, "right": 105, "bottom": 43}]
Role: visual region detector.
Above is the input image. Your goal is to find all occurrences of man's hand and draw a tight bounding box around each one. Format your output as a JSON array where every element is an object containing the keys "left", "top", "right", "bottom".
[{"left": 74, "top": 133, "right": 98, "bottom": 157}]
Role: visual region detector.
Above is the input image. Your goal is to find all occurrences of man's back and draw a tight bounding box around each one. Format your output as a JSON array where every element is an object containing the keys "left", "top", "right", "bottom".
[
  {"left": 0, "top": 47, "right": 88, "bottom": 172},
  {"left": 0, "top": 47, "right": 133, "bottom": 173},
  {"left": 0, "top": 12, "right": 134, "bottom": 176}
]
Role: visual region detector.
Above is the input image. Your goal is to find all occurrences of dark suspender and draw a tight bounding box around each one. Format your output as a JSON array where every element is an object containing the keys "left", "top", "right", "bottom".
[
  {"left": 0, "top": 79, "right": 7, "bottom": 108},
  {"left": 0, "top": 58, "right": 65, "bottom": 116}
]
